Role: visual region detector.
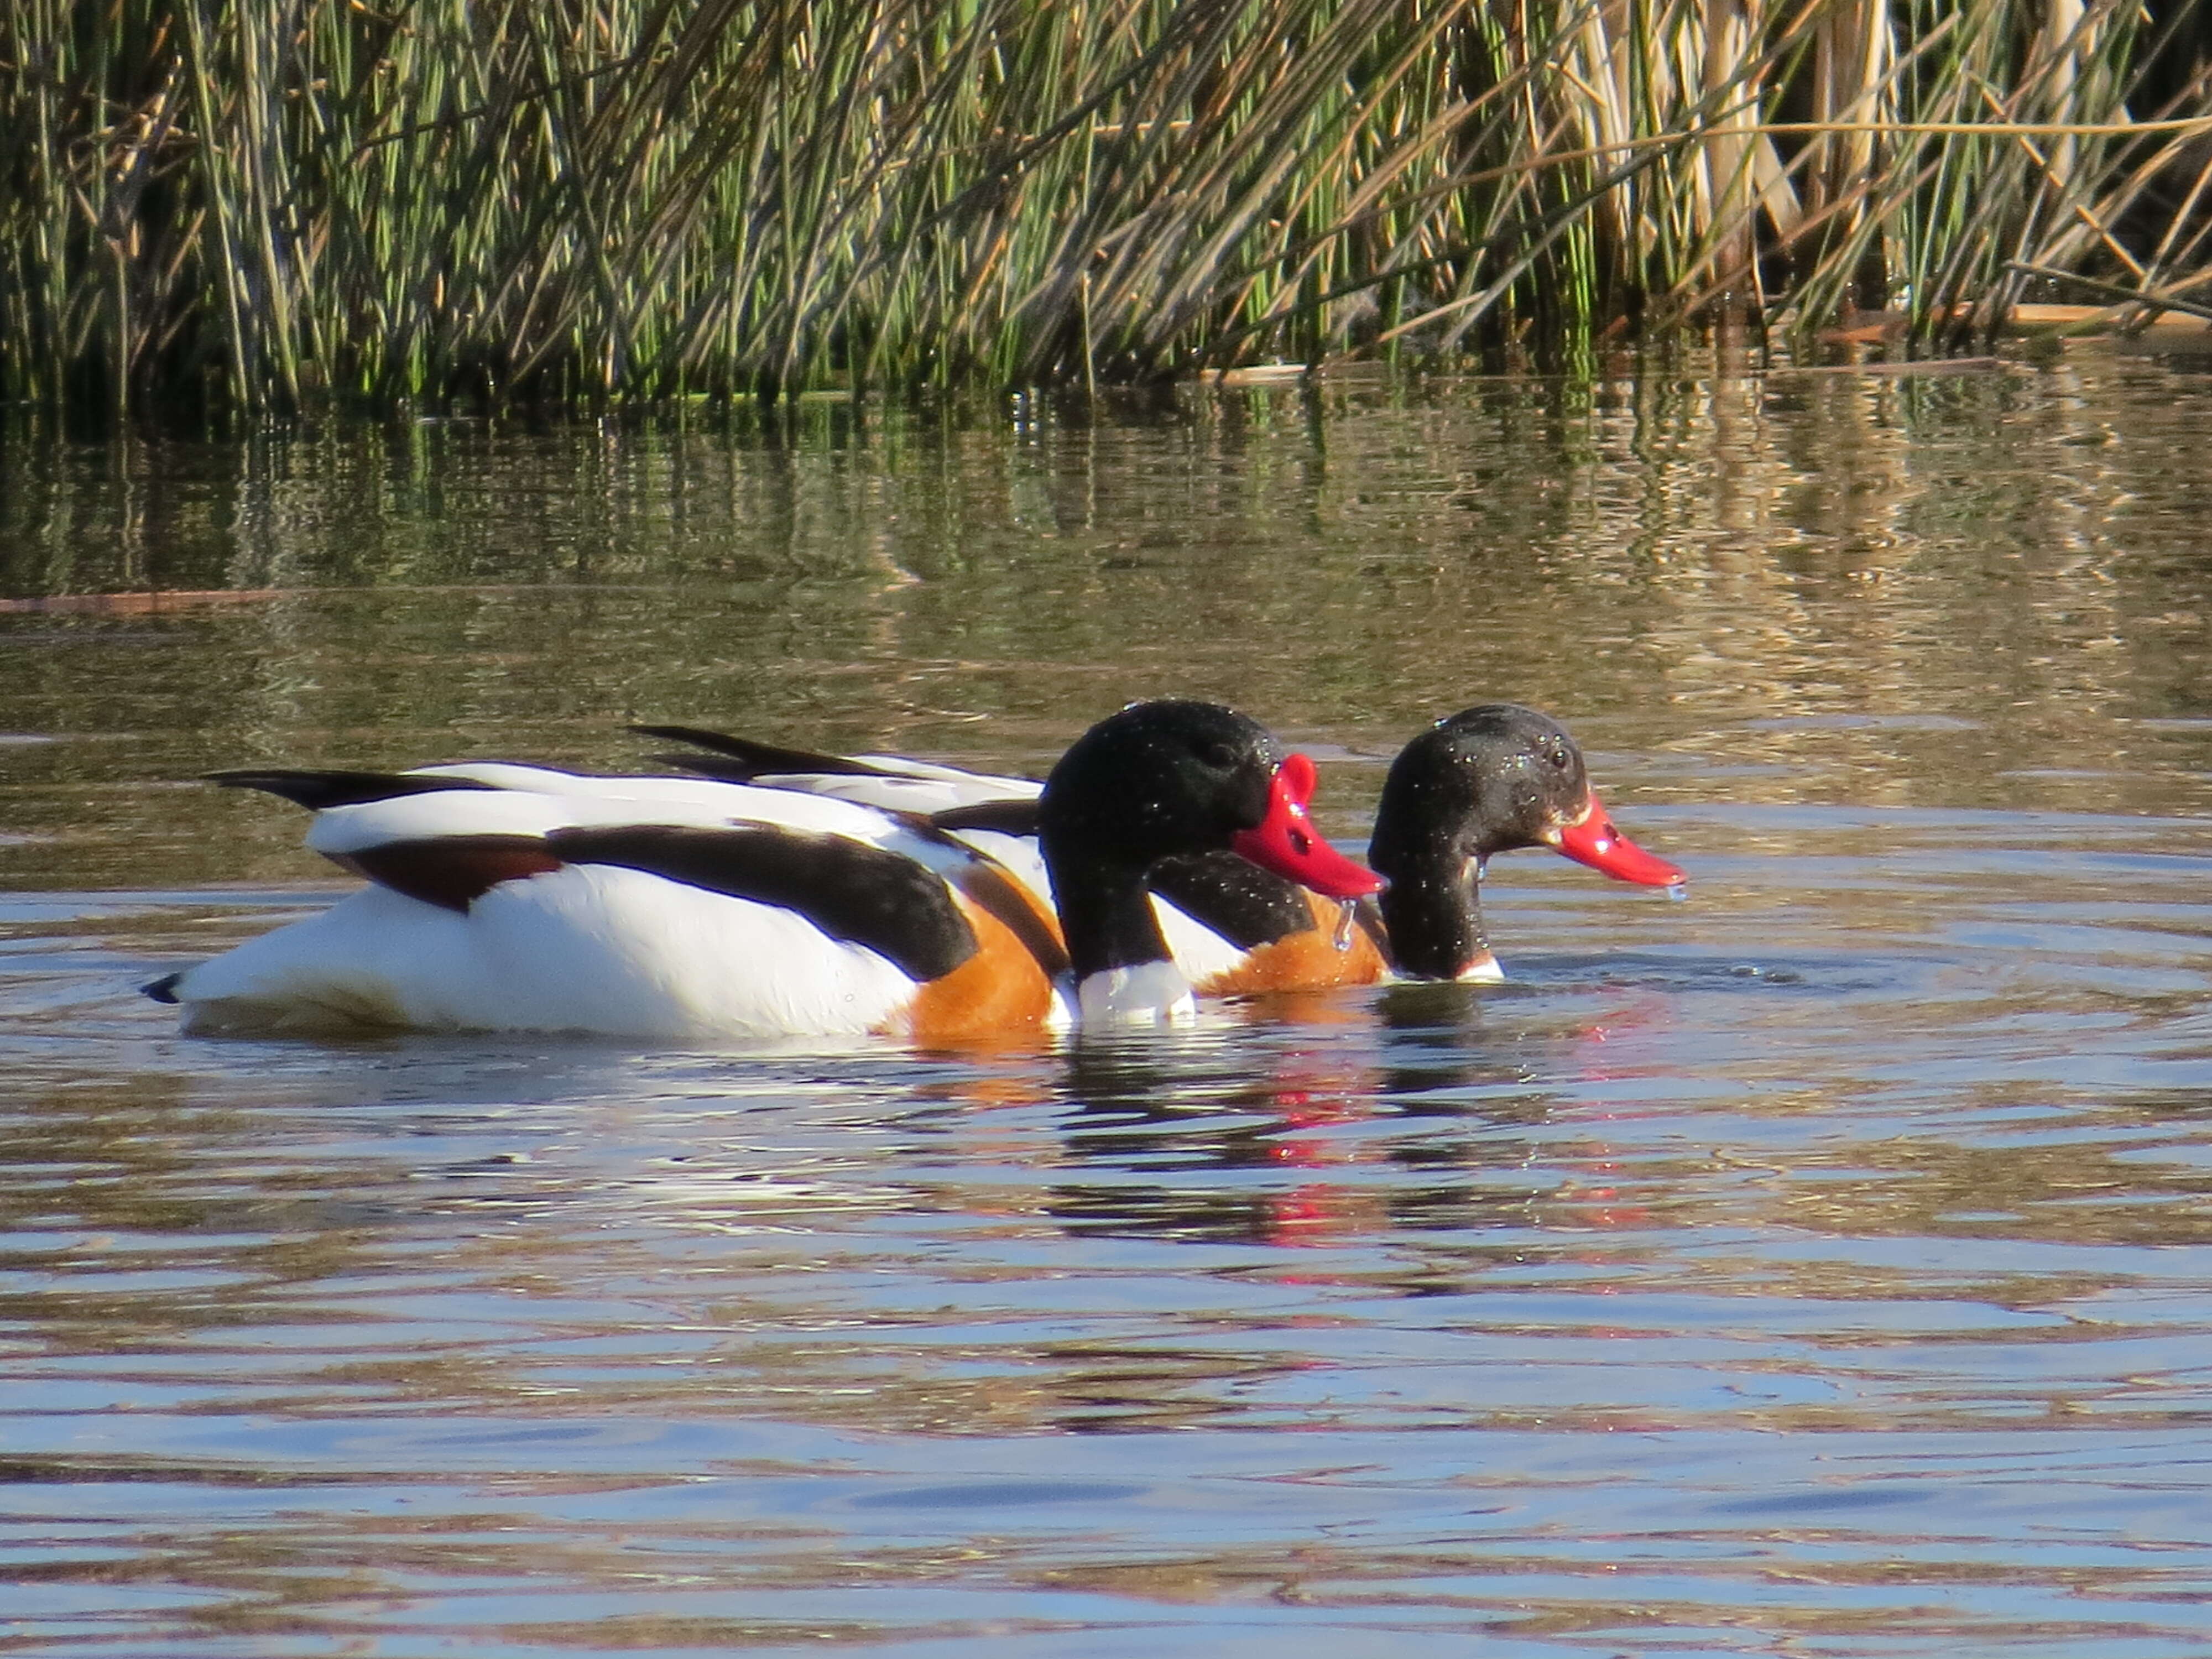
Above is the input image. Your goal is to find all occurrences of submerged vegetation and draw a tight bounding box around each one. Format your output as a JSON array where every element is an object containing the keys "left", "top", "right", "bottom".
[{"left": 3, "top": 0, "right": 2209, "bottom": 414}]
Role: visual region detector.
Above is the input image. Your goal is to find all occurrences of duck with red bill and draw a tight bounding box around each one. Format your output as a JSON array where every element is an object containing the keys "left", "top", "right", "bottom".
[
  {"left": 151, "top": 698, "right": 1388, "bottom": 1041},
  {"left": 1369, "top": 705, "right": 1682, "bottom": 982},
  {"left": 1036, "top": 703, "right": 1386, "bottom": 1023},
  {"left": 1229, "top": 751, "right": 1385, "bottom": 902},
  {"left": 640, "top": 702, "right": 1679, "bottom": 995},
  {"left": 1548, "top": 790, "right": 1686, "bottom": 889}
]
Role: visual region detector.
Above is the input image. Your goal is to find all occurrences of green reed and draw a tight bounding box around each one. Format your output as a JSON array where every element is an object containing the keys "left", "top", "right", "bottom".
[{"left": 3, "top": 0, "right": 2205, "bottom": 414}]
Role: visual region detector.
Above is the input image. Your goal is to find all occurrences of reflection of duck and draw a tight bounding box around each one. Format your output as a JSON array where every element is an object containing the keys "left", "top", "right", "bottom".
[
  {"left": 145, "top": 701, "right": 1379, "bottom": 1041},
  {"left": 646, "top": 702, "right": 1682, "bottom": 989}
]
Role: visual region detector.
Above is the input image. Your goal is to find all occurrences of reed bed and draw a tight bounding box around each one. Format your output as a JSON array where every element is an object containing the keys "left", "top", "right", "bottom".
[{"left": 4, "top": 0, "right": 2207, "bottom": 414}]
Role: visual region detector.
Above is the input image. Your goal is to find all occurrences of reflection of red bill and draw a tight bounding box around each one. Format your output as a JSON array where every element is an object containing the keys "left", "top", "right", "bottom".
[
  {"left": 1263, "top": 1183, "right": 1372, "bottom": 1249},
  {"left": 1551, "top": 789, "right": 1684, "bottom": 888},
  {"left": 1558, "top": 1154, "right": 1650, "bottom": 1235}
]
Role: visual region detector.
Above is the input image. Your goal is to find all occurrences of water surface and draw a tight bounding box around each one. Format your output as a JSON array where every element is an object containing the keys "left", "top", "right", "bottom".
[{"left": 7, "top": 346, "right": 2212, "bottom": 1655}]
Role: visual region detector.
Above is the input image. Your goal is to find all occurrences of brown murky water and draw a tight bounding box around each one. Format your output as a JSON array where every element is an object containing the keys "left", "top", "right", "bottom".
[{"left": 7, "top": 342, "right": 2212, "bottom": 1656}]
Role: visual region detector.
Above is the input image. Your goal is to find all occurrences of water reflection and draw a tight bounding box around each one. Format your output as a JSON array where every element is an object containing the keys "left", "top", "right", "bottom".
[
  {"left": 9, "top": 350, "right": 2212, "bottom": 1653},
  {"left": 8, "top": 356, "right": 2212, "bottom": 873}
]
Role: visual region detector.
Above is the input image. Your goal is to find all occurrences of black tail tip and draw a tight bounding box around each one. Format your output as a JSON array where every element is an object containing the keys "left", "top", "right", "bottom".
[{"left": 141, "top": 973, "right": 183, "bottom": 1005}]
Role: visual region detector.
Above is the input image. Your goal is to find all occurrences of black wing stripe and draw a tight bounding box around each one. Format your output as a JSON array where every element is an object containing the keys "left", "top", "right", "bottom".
[
  {"left": 208, "top": 769, "right": 501, "bottom": 811},
  {"left": 652, "top": 754, "right": 782, "bottom": 784},
  {"left": 549, "top": 824, "right": 978, "bottom": 983},
  {"left": 630, "top": 726, "right": 891, "bottom": 779},
  {"left": 931, "top": 798, "right": 1043, "bottom": 836}
]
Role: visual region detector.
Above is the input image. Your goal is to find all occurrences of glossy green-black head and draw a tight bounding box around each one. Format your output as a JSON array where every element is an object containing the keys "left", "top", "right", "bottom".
[
  {"left": 1041, "top": 700, "right": 1277, "bottom": 869},
  {"left": 1371, "top": 705, "right": 1590, "bottom": 872},
  {"left": 1039, "top": 701, "right": 1377, "bottom": 895},
  {"left": 1038, "top": 699, "right": 1381, "bottom": 978},
  {"left": 1368, "top": 704, "right": 1681, "bottom": 979}
]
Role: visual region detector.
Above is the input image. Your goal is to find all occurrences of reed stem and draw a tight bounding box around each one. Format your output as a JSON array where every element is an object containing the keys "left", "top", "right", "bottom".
[{"left": 3, "top": 0, "right": 2204, "bottom": 414}]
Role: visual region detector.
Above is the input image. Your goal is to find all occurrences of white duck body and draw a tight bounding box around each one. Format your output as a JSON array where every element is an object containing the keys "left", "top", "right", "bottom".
[{"left": 163, "top": 766, "right": 1073, "bottom": 1041}]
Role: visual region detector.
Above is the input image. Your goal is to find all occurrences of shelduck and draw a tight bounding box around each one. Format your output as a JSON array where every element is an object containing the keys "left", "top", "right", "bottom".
[
  {"left": 644, "top": 702, "right": 1684, "bottom": 989},
  {"left": 1365, "top": 704, "right": 1683, "bottom": 980},
  {"left": 146, "top": 701, "right": 1381, "bottom": 1041}
]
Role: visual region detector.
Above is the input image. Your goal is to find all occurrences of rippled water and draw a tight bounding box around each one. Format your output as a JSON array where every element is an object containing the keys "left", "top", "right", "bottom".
[{"left": 7, "top": 345, "right": 2212, "bottom": 1655}]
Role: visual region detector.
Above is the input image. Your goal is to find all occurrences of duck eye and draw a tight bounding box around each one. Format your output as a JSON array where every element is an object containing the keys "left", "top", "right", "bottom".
[
  {"left": 1194, "top": 741, "right": 1239, "bottom": 771},
  {"left": 1548, "top": 747, "right": 1571, "bottom": 770}
]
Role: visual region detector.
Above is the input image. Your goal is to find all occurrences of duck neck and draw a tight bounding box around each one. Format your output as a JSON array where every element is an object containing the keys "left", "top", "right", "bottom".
[
  {"left": 1370, "top": 817, "right": 1494, "bottom": 982},
  {"left": 1042, "top": 843, "right": 1195, "bottom": 1021}
]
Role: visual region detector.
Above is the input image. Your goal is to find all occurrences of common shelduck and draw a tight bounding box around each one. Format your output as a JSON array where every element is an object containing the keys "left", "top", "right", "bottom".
[
  {"left": 145, "top": 701, "right": 1381, "bottom": 1041},
  {"left": 1364, "top": 705, "right": 1682, "bottom": 979},
  {"left": 643, "top": 703, "right": 1683, "bottom": 989}
]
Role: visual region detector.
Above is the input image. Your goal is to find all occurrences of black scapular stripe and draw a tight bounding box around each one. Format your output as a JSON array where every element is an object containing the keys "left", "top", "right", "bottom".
[
  {"left": 336, "top": 836, "right": 566, "bottom": 912},
  {"left": 631, "top": 726, "right": 891, "bottom": 779},
  {"left": 208, "top": 769, "right": 500, "bottom": 811},
  {"left": 931, "top": 797, "right": 1043, "bottom": 836},
  {"left": 548, "top": 823, "right": 978, "bottom": 983}
]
